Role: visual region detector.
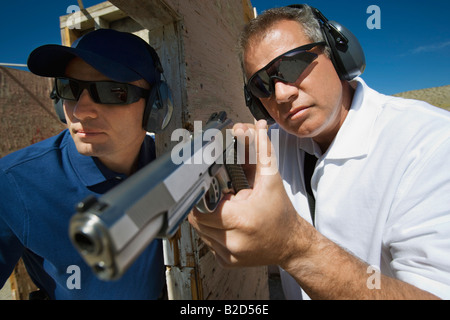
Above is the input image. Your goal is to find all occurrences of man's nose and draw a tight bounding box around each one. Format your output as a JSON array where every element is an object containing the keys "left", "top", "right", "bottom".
[
  {"left": 273, "top": 80, "right": 299, "bottom": 104},
  {"left": 72, "top": 89, "right": 98, "bottom": 120}
]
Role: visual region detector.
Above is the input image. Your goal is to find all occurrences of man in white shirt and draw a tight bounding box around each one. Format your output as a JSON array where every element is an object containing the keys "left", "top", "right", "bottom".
[{"left": 189, "top": 5, "right": 450, "bottom": 299}]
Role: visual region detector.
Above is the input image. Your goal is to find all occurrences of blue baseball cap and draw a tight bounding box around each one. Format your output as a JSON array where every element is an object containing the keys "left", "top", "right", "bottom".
[{"left": 27, "top": 29, "right": 162, "bottom": 85}]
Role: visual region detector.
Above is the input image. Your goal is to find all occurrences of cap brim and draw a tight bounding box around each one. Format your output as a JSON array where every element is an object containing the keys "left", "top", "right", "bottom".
[{"left": 27, "top": 44, "right": 142, "bottom": 83}]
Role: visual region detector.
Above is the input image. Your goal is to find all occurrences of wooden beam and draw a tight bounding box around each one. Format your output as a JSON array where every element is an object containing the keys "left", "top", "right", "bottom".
[
  {"left": 60, "top": 2, "right": 127, "bottom": 31},
  {"left": 242, "top": 0, "right": 256, "bottom": 22},
  {"left": 109, "top": 0, "right": 181, "bottom": 30},
  {"left": 77, "top": 0, "right": 85, "bottom": 10}
]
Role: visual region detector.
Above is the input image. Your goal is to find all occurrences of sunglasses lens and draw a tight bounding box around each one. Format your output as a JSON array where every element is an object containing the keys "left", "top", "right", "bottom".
[
  {"left": 248, "top": 50, "right": 318, "bottom": 99},
  {"left": 56, "top": 78, "right": 78, "bottom": 101},
  {"left": 278, "top": 52, "right": 317, "bottom": 82},
  {"left": 249, "top": 73, "right": 271, "bottom": 98},
  {"left": 55, "top": 78, "right": 148, "bottom": 105},
  {"left": 95, "top": 82, "right": 130, "bottom": 104}
]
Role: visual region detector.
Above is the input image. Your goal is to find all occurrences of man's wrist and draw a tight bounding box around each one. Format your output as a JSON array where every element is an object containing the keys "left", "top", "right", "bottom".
[{"left": 278, "top": 214, "right": 318, "bottom": 276}]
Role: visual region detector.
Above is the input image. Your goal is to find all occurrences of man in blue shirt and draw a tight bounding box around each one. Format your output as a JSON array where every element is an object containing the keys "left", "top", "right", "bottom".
[{"left": 0, "top": 29, "right": 171, "bottom": 299}]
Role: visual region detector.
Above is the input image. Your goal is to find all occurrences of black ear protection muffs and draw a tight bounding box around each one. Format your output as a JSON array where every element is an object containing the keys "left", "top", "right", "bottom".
[
  {"left": 244, "top": 4, "right": 366, "bottom": 124},
  {"left": 51, "top": 86, "right": 66, "bottom": 124},
  {"left": 141, "top": 47, "right": 174, "bottom": 134},
  {"left": 51, "top": 47, "right": 173, "bottom": 134},
  {"left": 142, "top": 79, "right": 174, "bottom": 134}
]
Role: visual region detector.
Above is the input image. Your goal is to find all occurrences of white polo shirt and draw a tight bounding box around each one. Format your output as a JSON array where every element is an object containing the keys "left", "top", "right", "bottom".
[{"left": 274, "top": 77, "right": 450, "bottom": 299}]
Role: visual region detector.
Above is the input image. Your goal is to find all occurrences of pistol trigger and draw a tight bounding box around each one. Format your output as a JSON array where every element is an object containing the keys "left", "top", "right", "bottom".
[{"left": 195, "top": 177, "right": 222, "bottom": 213}]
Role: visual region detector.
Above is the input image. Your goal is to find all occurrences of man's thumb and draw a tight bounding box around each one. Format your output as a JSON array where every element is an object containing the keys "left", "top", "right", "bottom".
[{"left": 254, "top": 120, "right": 278, "bottom": 180}]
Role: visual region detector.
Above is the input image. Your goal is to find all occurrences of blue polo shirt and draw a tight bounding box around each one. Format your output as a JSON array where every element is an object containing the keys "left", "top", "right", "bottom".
[{"left": 0, "top": 130, "right": 165, "bottom": 300}]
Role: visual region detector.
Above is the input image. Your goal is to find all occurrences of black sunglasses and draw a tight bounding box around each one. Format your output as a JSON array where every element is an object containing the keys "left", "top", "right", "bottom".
[
  {"left": 246, "top": 42, "right": 326, "bottom": 99},
  {"left": 55, "top": 78, "right": 149, "bottom": 105}
]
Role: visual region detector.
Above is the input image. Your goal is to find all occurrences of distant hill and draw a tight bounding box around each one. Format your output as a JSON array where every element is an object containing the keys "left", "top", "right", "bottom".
[{"left": 393, "top": 85, "right": 450, "bottom": 111}]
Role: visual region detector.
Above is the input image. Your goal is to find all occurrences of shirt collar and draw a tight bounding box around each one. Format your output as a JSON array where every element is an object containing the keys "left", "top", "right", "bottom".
[
  {"left": 67, "top": 135, "right": 106, "bottom": 187},
  {"left": 324, "top": 77, "right": 381, "bottom": 160},
  {"left": 67, "top": 133, "right": 155, "bottom": 189}
]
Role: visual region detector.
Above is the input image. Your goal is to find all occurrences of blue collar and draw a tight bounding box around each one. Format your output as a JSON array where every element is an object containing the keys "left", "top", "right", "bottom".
[{"left": 65, "top": 131, "right": 155, "bottom": 193}]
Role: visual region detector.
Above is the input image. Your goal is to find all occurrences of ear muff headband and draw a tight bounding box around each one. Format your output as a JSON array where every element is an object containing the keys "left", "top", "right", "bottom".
[{"left": 288, "top": 4, "right": 366, "bottom": 80}]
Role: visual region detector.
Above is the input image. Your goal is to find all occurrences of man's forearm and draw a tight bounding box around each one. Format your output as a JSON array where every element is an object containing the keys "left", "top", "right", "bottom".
[{"left": 281, "top": 223, "right": 440, "bottom": 300}]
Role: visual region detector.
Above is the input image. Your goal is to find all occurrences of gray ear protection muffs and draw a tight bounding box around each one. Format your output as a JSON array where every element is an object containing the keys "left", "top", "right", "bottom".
[
  {"left": 51, "top": 46, "right": 173, "bottom": 134},
  {"left": 244, "top": 4, "right": 366, "bottom": 123}
]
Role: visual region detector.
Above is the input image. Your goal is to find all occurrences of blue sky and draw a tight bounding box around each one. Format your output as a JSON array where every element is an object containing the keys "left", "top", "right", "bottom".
[
  {"left": 252, "top": 0, "right": 450, "bottom": 94},
  {"left": 1, "top": 0, "right": 449, "bottom": 95}
]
